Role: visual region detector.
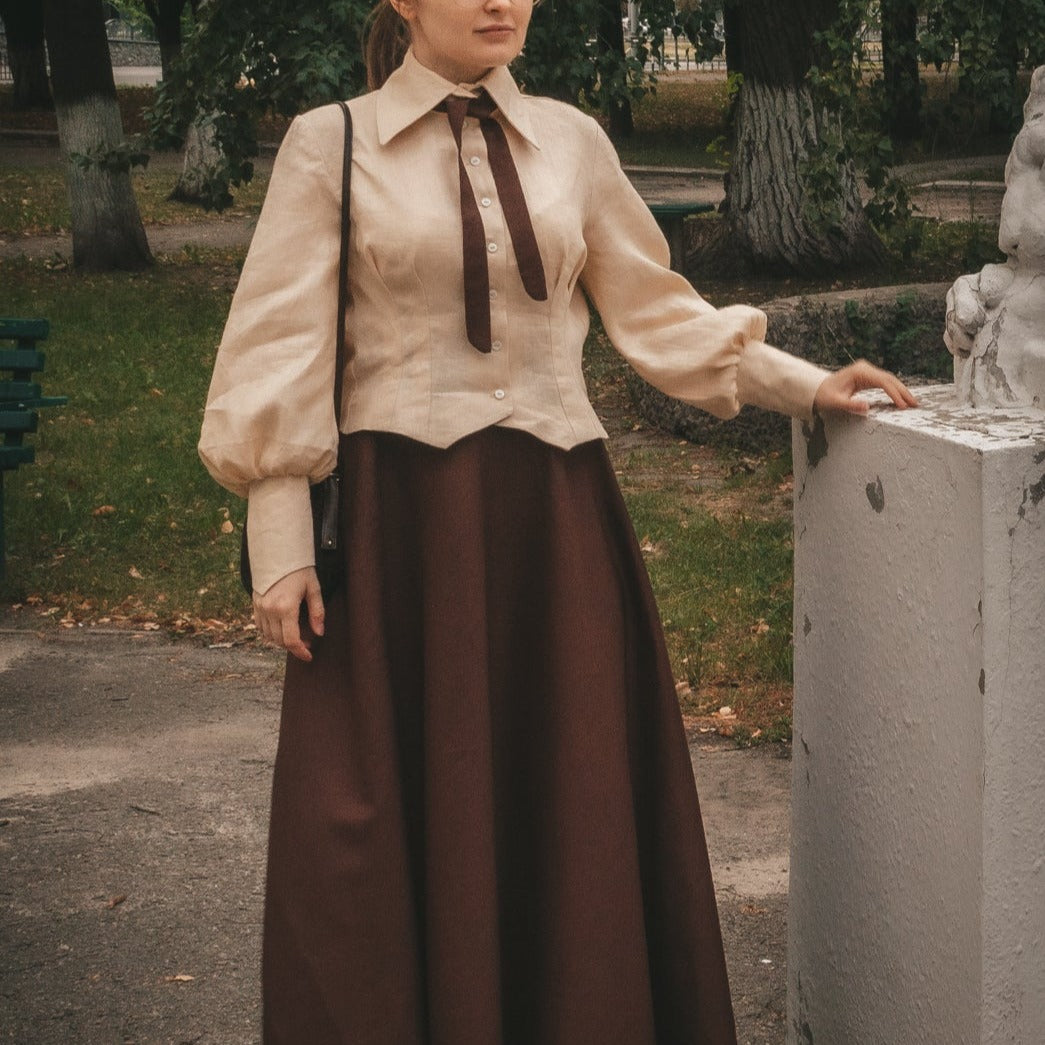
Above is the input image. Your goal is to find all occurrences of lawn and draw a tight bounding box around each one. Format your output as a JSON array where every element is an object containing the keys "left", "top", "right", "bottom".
[
  {"left": 0, "top": 250, "right": 802, "bottom": 737},
  {"left": 1, "top": 254, "right": 250, "bottom": 634},
  {"left": 0, "top": 161, "right": 267, "bottom": 238},
  {"left": 0, "top": 70, "right": 1003, "bottom": 741}
]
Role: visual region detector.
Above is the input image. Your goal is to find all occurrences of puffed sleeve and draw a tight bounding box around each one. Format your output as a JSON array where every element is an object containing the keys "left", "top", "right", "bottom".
[
  {"left": 579, "top": 122, "right": 827, "bottom": 421},
  {"left": 198, "top": 109, "right": 342, "bottom": 594}
]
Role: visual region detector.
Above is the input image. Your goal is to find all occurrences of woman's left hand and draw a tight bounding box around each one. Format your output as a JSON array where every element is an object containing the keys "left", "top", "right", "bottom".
[{"left": 813, "top": 359, "right": 920, "bottom": 416}]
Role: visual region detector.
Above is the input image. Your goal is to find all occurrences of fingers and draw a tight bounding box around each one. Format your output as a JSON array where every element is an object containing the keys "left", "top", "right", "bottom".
[
  {"left": 814, "top": 360, "right": 920, "bottom": 417},
  {"left": 848, "top": 361, "right": 920, "bottom": 409},
  {"left": 254, "top": 600, "right": 311, "bottom": 663},
  {"left": 252, "top": 567, "right": 323, "bottom": 663},
  {"left": 281, "top": 616, "right": 314, "bottom": 664},
  {"left": 304, "top": 575, "right": 325, "bottom": 639}
]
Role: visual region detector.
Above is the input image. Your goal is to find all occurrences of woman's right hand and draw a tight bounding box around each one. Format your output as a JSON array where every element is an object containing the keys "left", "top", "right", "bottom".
[{"left": 253, "top": 566, "right": 325, "bottom": 663}]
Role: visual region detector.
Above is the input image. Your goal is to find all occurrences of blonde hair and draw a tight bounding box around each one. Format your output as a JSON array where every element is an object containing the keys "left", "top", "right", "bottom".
[{"left": 365, "top": 1, "right": 411, "bottom": 91}]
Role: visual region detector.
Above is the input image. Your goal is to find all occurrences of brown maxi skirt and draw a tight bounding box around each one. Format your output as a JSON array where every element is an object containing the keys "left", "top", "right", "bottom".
[{"left": 262, "top": 427, "right": 737, "bottom": 1045}]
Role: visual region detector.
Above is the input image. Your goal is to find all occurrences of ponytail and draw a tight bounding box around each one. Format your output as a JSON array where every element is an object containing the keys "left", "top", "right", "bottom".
[{"left": 365, "top": 1, "right": 410, "bottom": 91}]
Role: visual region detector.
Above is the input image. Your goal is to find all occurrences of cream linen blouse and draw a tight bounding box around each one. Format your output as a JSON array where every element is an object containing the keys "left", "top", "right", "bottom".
[{"left": 199, "top": 51, "right": 828, "bottom": 594}]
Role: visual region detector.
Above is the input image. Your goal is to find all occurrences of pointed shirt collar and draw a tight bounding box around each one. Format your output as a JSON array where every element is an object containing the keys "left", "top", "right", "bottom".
[{"left": 375, "top": 49, "right": 539, "bottom": 149}]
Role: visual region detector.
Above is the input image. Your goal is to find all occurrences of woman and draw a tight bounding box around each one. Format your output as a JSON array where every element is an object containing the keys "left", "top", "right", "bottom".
[{"left": 200, "top": 1, "right": 917, "bottom": 1041}]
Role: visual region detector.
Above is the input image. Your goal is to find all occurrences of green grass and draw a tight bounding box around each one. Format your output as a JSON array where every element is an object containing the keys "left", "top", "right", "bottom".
[
  {"left": 0, "top": 69, "right": 1008, "bottom": 736},
  {"left": 601, "top": 78, "right": 733, "bottom": 168},
  {"left": 0, "top": 164, "right": 267, "bottom": 237},
  {"left": 0, "top": 253, "right": 248, "bottom": 628},
  {"left": 624, "top": 490, "right": 794, "bottom": 690},
  {"left": 1, "top": 252, "right": 797, "bottom": 724}
]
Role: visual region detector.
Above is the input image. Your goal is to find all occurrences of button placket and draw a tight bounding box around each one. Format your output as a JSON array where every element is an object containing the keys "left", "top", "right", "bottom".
[{"left": 461, "top": 118, "right": 508, "bottom": 361}]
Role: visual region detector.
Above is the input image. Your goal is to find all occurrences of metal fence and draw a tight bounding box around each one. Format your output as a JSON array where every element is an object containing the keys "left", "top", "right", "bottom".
[
  {"left": 104, "top": 18, "right": 157, "bottom": 42},
  {"left": 639, "top": 30, "right": 727, "bottom": 74},
  {"left": 642, "top": 26, "right": 887, "bottom": 74}
]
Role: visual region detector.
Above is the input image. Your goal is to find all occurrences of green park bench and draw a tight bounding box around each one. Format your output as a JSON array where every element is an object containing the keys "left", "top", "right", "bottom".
[
  {"left": 0, "top": 318, "right": 67, "bottom": 582},
  {"left": 647, "top": 201, "right": 717, "bottom": 272}
]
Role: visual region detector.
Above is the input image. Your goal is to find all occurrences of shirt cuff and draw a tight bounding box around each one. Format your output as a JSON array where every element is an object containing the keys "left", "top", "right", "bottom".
[
  {"left": 736, "top": 340, "right": 829, "bottom": 422},
  {"left": 246, "top": 475, "right": 315, "bottom": 595}
]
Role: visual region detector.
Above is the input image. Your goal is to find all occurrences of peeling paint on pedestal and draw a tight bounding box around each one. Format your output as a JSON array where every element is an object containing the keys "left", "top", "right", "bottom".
[
  {"left": 865, "top": 476, "right": 885, "bottom": 512},
  {"left": 788, "top": 385, "right": 1045, "bottom": 1045}
]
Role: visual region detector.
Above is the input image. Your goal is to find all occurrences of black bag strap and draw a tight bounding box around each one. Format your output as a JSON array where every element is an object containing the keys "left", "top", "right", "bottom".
[{"left": 333, "top": 100, "right": 353, "bottom": 436}]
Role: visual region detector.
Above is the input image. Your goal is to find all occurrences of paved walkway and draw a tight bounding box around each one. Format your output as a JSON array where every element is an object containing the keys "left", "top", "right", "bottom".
[{"left": 0, "top": 625, "right": 791, "bottom": 1044}]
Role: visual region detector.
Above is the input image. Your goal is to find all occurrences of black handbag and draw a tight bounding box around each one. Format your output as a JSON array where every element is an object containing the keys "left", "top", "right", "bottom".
[{"left": 240, "top": 100, "right": 353, "bottom": 600}]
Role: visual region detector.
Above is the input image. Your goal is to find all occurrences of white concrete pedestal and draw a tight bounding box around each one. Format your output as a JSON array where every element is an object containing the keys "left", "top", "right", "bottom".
[{"left": 788, "top": 386, "right": 1045, "bottom": 1045}]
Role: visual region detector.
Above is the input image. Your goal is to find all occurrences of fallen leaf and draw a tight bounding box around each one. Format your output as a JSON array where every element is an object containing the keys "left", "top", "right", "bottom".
[
  {"left": 128, "top": 567, "right": 143, "bottom": 579},
  {"left": 92, "top": 505, "right": 116, "bottom": 517},
  {"left": 751, "top": 619, "right": 770, "bottom": 635},
  {"left": 220, "top": 520, "right": 234, "bottom": 534},
  {"left": 107, "top": 894, "right": 127, "bottom": 909}
]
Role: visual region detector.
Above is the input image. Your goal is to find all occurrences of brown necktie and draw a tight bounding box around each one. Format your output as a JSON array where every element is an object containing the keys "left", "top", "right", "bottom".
[{"left": 439, "top": 92, "right": 548, "bottom": 353}]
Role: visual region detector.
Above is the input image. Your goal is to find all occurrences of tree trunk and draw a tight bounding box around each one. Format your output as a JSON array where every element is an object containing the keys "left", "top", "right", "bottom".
[
  {"left": 169, "top": 115, "right": 226, "bottom": 206},
  {"left": 725, "top": 0, "right": 885, "bottom": 273},
  {"left": 990, "top": 0, "right": 1022, "bottom": 135},
  {"left": 723, "top": 0, "right": 742, "bottom": 76},
  {"left": 42, "top": 0, "right": 153, "bottom": 271},
  {"left": 166, "top": 0, "right": 228, "bottom": 207},
  {"left": 0, "top": 0, "right": 53, "bottom": 109},
  {"left": 597, "top": 0, "right": 633, "bottom": 138},
  {"left": 880, "top": 0, "right": 921, "bottom": 142},
  {"left": 143, "top": 0, "right": 186, "bottom": 83}
]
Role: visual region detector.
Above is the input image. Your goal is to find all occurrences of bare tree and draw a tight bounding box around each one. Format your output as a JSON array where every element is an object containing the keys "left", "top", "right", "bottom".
[{"left": 43, "top": 0, "right": 152, "bottom": 270}]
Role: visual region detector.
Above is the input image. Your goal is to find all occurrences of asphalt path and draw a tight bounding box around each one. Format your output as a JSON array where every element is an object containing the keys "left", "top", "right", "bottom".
[{"left": 0, "top": 624, "right": 792, "bottom": 1044}]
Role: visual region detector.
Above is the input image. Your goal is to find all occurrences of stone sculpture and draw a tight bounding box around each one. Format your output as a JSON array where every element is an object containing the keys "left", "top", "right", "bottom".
[{"left": 945, "top": 66, "right": 1045, "bottom": 408}]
